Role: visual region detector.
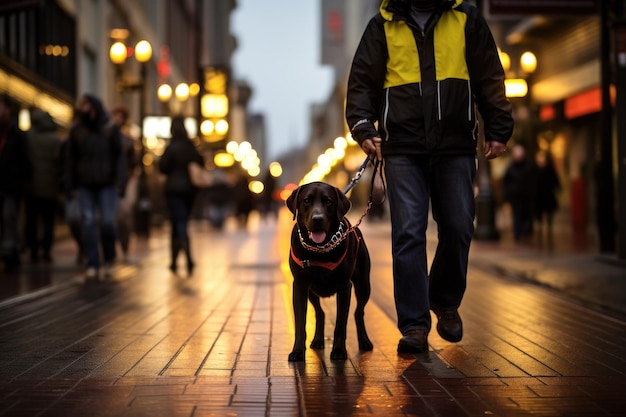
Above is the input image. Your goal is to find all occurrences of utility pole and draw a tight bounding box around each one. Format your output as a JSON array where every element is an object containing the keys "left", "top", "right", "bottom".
[{"left": 599, "top": 0, "right": 617, "bottom": 254}]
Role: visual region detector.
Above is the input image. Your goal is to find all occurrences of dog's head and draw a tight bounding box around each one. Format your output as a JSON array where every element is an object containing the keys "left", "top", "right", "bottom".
[{"left": 286, "top": 182, "right": 352, "bottom": 245}]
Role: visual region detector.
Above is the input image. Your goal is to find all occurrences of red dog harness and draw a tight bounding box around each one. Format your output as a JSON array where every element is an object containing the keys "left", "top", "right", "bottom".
[{"left": 290, "top": 228, "right": 359, "bottom": 271}]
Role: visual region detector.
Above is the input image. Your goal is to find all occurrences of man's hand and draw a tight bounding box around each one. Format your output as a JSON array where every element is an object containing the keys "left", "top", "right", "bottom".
[
  {"left": 483, "top": 141, "right": 507, "bottom": 159},
  {"left": 362, "top": 137, "right": 382, "bottom": 160}
]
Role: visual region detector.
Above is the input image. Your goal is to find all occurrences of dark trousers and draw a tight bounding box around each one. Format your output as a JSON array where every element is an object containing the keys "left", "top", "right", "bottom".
[
  {"left": 1, "top": 195, "right": 21, "bottom": 269},
  {"left": 165, "top": 193, "right": 195, "bottom": 266},
  {"left": 77, "top": 186, "right": 118, "bottom": 269},
  {"left": 24, "top": 196, "right": 57, "bottom": 259},
  {"left": 384, "top": 154, "right": 476, "bottom": 334}
]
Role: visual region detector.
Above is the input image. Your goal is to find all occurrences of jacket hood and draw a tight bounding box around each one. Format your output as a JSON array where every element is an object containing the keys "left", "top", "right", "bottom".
[
  {"left": 30, "top": 109, "right": 56, "bottom": 132},
  {"left": 83, "top": 93, "right": 108, "bottom": 125},
  {"left": 380, "top": 0, "right": 460, "bottom": 21}
]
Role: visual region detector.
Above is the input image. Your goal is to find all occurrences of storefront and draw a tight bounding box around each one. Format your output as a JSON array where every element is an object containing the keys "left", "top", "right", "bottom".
[{"left": 0, "top": 0, "right": 76, "bottom": 127}]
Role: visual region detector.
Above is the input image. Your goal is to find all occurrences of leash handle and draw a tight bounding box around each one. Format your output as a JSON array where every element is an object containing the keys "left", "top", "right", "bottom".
[{"left": 369, "top": 157, "right": 386, "bottom": 205}]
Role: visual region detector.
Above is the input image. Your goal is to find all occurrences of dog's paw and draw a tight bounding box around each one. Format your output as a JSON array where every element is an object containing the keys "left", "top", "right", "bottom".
[
  {"left": 359, "top": 337, "right": 374, "bottom": 351},
  {"left": 288, "top": 350, "right": 305, "bottom": 362},
  {"left": 330, "top": 348, "right": 348, "bottom": 361},
  {"left": 310, "top": 338, "right": 325, "bottom": 350}
]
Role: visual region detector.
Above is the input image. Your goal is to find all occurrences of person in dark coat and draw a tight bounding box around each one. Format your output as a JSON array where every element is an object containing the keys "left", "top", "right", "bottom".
[
  {"left": 503, "top": 144, "right": 537, "bottom": 242},
  {"left": 158, "top": 116, "right": 203, "bottom": 275},
  {"left": 345, "top": 0, "right": 513, "bottom": 353},
  {"left": 24, "top": 109, "right": 62, "bottom": 263},
  {"left": 65, "top": 94, "right": 122, "bottom": 279},
  {"left": 0, "top": 94, "right": 31, "bottom": 271},
  {"left": 534, "top": 150, "right": 560, "bottom": 240}
]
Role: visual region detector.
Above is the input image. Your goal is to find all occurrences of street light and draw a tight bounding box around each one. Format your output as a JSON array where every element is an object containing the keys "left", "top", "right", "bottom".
[
  {"left": 109, "top": 38, "right": 153, "bottom": 237},
  {"left": 157, "top": 82, "right": 199, "bottom": 116}
]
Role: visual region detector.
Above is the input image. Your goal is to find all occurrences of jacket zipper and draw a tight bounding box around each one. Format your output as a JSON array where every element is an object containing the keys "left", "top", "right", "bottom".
[
  {"left": 383, "top": 88, "right": 391, "bottom": 141},
  {"left": 467, "top": 80, "right": 472, "bottom": 121},
  {"left": 437, "top": 81, "right": 442, "bottom": 121}
]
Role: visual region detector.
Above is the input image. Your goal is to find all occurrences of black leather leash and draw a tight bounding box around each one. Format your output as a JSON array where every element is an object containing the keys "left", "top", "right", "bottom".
[{"left": 343, "top": 156, "right": 386, "bottom": 205}]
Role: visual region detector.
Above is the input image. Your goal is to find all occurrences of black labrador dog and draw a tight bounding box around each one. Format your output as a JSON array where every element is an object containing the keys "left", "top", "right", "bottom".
[{"left": 286, "top": 181, "right": 373, "bottom": 361}]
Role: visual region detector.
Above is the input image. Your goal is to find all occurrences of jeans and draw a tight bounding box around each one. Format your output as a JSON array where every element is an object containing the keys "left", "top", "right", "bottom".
[
  {"left": 65, "top": 197, "right": 83, "bottom": 254},
  {"left": 384, "top": 154, "right": 476, "bottom": 334},
  {"left": 77, "top": 186, "right": 118, "bottom": 269}
]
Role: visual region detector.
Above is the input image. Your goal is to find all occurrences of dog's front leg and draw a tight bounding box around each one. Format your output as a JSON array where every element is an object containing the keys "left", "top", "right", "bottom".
[
  {"left": 308, "top": 292, "right": 325, "bottom": 349},
  {"left": 330, "top": 283, "right": 352, "bottom": 360},
  {"left": 288, "top": 280, "right": 309, "bottom": 362}
]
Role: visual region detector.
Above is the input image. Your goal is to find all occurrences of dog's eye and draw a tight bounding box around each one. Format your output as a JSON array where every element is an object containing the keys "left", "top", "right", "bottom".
[
  {"left": 324, "top": 198, "right": 333, "bottom": 207},
  {"left": 303, "top": 197, "right": 312, "bottom": 204}
]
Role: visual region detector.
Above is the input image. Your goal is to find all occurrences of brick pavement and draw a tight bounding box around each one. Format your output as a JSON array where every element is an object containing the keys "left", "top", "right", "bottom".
[{"left": 0, "top": 210, "right": 625, "bottom": 416}]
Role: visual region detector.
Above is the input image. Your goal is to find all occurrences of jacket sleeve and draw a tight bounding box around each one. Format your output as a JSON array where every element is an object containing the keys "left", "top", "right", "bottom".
[
  {"left": 466, "top": 11, "right": 514, "bottom": 145},
  {"left": 346, "top": 16, "right": 388, "bottom": 145}
]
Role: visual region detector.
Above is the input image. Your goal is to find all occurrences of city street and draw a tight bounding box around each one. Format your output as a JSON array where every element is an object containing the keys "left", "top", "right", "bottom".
[{"left": 0, "top": 208, "right": 625, "bottom": 417}]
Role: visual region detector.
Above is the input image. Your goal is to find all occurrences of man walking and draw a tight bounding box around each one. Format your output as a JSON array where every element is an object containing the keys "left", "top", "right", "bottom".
[{"left": 346, "top": 0, "right": 514, "bottom": 352}]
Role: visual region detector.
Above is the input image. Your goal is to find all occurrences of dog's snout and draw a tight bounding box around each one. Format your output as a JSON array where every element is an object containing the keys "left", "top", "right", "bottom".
[{"left": 311, "top": 213, "right": 325, "bottom": 226}]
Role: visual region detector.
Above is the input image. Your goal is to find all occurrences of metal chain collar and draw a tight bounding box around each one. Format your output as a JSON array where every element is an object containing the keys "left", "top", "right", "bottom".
[
  {"left": 296, "top": 155, "right": 380, "bottom": 254},
  {"left": 297, "top": 202, "right": 373, "bottom": 254}
]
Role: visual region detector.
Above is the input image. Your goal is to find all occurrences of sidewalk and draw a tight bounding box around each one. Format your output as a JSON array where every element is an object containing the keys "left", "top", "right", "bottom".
[
  {"left": 2, "top": 208, "right": 625, "bottom": 317},
  {"left": 469, "top": 210, "right": 626, "bottom": 321},
  {"left": 0, "top": 210, "right": 625, "bottom": 416}
]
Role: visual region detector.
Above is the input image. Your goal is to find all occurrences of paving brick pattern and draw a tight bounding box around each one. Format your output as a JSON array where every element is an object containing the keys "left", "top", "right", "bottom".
[{"left": 0, "top": 211, "right": 625, "bottom": 416}]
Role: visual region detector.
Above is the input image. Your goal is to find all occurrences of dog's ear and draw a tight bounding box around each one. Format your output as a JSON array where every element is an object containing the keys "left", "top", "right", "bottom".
[
  {"left": 286, "top": 186, "right": 301, "bottom": 220},
  {"left": 335, "top": 187, "right": 352, "bottom": 219}
]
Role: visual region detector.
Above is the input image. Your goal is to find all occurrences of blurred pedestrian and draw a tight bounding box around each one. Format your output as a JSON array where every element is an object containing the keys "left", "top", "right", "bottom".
[
  {"left": 0, "top": 95, "right": 30, "bottom": 270},
  {"left": 65, "top": 94, "right": 122, "bottom": 279},
  {"left": 534, "top": 150, "right": 560, "bottom": 240},
  {"left": 503, "top": 144, "right": 537, "bottom": 242},
  {"left": 158, "top": 116, "right": 203, "bottom": 275},
  {"left": 60, "top": 137, "right": 84, "bottom": 265},
  {"left": 233, "top": 173, "right": 253, "bottom": 228},
  {"left": 346, "top": 0, "right": 513, "bottom": 353},
  {"left": 259, "top": 168, "right": 277, "bottom": 221},
  {"left": 24, "top": 109, "right": 62, "bottom": 263},
  {"left": 110, "top": 105, "right": 138, "bottom": 263},
  {"left": 0, "top": 94, "right": 31, "bottom": 271}
]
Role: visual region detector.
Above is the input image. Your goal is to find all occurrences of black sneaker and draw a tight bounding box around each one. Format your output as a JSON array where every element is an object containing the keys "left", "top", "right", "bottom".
[
  {"left": 397, "top": 329, "right": 429, "bottom": 353},
  {"left": 431, "top": 305, "right": 463, "bottom": 342}
]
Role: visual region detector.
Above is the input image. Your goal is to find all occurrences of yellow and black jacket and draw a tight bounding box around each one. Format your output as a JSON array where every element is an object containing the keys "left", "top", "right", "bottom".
[{"left": 346, "top": 0, "right": 513, "bottom": 156}]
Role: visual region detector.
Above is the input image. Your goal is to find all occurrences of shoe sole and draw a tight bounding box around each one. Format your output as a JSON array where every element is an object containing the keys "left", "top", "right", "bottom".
[
  {"left": 397, "top": 340, "right": 429, "bottom": 353},
  {"left": 437, "top": 329, "right": 462, "bottom": 343},
  {"left": 397, "top": 346, "right": 428, "bottom": 353}
]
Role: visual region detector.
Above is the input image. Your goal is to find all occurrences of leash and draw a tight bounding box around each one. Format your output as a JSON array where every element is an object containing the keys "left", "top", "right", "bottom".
[
  {"left": 343, "top": 156, "right": 372, "bottom": 194},
  {"left": 349, "top": 156, "right": 385, "bottom": 231},
  {"left": 343, "top": 156, "right": 386, "bottom": 204}
]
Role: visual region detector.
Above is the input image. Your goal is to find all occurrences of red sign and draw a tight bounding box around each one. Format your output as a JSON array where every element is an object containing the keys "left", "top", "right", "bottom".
[
  {"left": 488, "top": 0, "right": 599, "bottom": 16},
  {"left": 564, "top": 87, "right": 603, "bottom": 120}
]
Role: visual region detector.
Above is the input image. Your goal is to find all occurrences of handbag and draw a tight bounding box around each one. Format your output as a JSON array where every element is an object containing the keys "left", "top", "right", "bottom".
[{"left": 188, "top": 162, "right": 213, "bottom": 188}]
